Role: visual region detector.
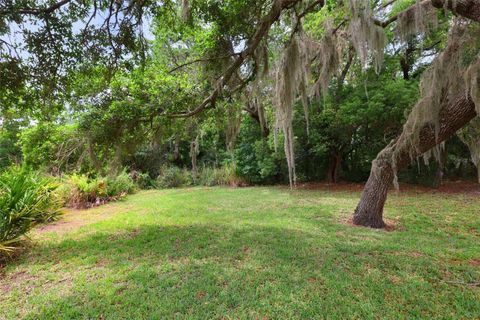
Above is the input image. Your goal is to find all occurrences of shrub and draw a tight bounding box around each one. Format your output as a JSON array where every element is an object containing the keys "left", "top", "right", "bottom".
[
  {"left": 0, "top": 167, "right": 62, "bottom": 255},
  {"left": 63, "top": 174, "right": 106, "bottom": 208},
  {"left": 129, "top": 170, "right": 155, "bottom": 189},
  {"left": 156, "top": 166, "right": 192, "bottom": 188},
  {"left": 235, "top": 129, "right": 284, "bottom": 184},
  {"left": 105, "top": 171, "right": 136, "bottom": 197},
  {"left": 197, "top": 166, "right": 216, "bottom": 186},
  {"left": 62, "top": 171, "right": 135, "bottom": 208},
  {"left": 198, "top": 164, "right": 246, "bottom": 187}
]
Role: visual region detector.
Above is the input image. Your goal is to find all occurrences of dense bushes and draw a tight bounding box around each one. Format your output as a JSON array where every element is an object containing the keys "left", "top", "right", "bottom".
[
  {"left": 61, "top": 171, "right": 136, "bottom": 208},
  {"left": 0, "top": 167, "right": 62, "bottom": 255},
  {"left": 235, "top": 119, "right": 285, "bottom": 184},
  {"left": 131, "top": 171, "right": 156, "bottom": 189},
  {"left": 105, "top": 172, "right": 136, "bottom": 196},
  {"left": 57, "top": 165, "right": 246, "bottom": 209},
  {"left": 198, "top": 164, "right": 246, "bottom": 187},
  {"left": 154, "top": 164, "right": 245, "bottom": 189},
  {"left": 55, "top": 165, "right": 244, "bottom": 209},
  {"left": 156, "top": 166, "right": 192, "bottom": 188}
]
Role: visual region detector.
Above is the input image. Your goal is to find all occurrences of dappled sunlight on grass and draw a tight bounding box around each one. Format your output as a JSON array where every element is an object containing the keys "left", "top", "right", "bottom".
[{"left": 1, "top": 187, "right": 479, "bottom": 319}]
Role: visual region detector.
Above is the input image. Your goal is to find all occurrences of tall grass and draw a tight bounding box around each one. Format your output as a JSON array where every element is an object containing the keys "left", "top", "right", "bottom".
[
  {"left": 155, "top": 164, "right": 246, "bottom": 188},
  {"left": 0, "top": 167, "right": 61, "bottom": 255},
  {"left": 198, "top": 163, "right": 246, "bottom": 187}
]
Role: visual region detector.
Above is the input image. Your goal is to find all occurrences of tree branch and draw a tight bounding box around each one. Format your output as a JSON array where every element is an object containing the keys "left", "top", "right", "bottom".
[
  {"left": 0, "top": 0, "right": 73, "bottom": 16},
  {"left": 431, "top": 0, "right": 480, "bottom": 22},
  {"left": 168, "top": 0, "right": 317, "bottom": 118},
  {"left": 373, "top": 0, "right": 480, "bottom": 27},
  {"left": 168, "top": 53, "right": 241, "bottom": 74}
]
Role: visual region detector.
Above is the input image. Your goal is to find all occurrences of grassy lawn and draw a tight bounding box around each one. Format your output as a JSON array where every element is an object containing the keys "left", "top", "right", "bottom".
[{"left": 1, "top": 186, "right": 479, "bottom": 319}]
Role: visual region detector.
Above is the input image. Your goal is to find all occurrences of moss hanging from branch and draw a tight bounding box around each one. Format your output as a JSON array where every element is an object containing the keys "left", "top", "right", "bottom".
[
  {"left": 254, "top": 40, "right": 270, "bottom": 78},
  {"left": 465, "top": 56, "right": 480, "bottom": 113},
  {"left": 190, "top": 135, "right": 199, "bottom": 182},
  {"left": 396, "top": 0, "right": 438, "bottom": 42},
  {"left": 225, "top": 102, "right": 242, "bottom": 151},
  {"left": 348, "top": 0, "right": 386, "bottom": 73},
  {"left": 273, "top": 34, "right": 311, "bottom": 188},
  {"left": 313, "top": 19, "right": 347, "bottom": 96},
  {"left": 252, "top": 82, "right": 269, "bottom": 136},
  {"left": 388, "top": 20, "right": 480, "bottom": 188}
]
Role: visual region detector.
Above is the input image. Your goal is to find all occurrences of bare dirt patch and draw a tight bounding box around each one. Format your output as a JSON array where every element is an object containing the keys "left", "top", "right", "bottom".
[
  {"left": 468, "top": 259, "right": 480, "bottom": 266},
  {"left": 338, "top": 216, "right": 401, "bottom": 232},
  {"left": 35, "top": 203, "right": 135, "bottom": 237},
  {"left": 0, "top": 270, "right": 38, "bottom": 294},
  {"left": 36, "top": 218, "right": 86, "bottom": 235}
]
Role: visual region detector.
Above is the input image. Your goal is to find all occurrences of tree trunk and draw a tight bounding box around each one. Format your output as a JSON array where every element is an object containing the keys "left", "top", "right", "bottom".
[
  {"left": 352, "top": 143, "right": 394, "bottom": 228},
  {"left": 353, "top": 95, "right": 477, "bottom": 228},
  {"left": 190, "top": 139, "right": 198, "bottom": 183},
  {"left": 326, "top": 152, "right": 342, "bottom": 183}
]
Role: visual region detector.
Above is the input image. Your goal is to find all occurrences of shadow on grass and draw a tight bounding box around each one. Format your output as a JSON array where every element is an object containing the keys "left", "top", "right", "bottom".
[{"left": 11, "top": 221, "right": 478, "bottom": 319}]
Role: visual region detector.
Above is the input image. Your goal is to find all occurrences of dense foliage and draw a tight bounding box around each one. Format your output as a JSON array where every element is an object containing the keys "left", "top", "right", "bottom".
[
  {"left": 0, "top": 167, "right": 61, "bottom": 255},
  {"left": 60, "top": 171, "right": 136, "bottom": 209}
]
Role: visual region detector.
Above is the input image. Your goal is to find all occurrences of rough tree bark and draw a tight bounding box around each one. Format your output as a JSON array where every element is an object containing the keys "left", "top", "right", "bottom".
[
  {"left": 353, "top": 95, "right": 477, "bottom": 228},
  {"left": 353, "top": 0, "right": 480, "bottom": 228}
]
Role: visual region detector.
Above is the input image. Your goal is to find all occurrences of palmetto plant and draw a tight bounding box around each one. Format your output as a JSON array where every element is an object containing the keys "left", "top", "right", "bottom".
[{"left": 0, "top": 167, "right": 61, "bottom": 254}]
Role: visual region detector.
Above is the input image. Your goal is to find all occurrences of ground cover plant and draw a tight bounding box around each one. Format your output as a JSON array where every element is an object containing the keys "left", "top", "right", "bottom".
[
  {"left": 0, "top": 167, "right": 61, "bottom": 256},
  {"left": 60, "top": 172, "right": 136, "bottom": 209},
  {"left": 0, "top": 186, "right": 479, "bottom": 319}
]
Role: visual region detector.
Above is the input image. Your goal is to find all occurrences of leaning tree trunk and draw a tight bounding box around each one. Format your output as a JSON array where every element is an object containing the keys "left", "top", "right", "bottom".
[
  {"left": 353, "top": 95, "right": 477, "bottom": 228},
  {"left": 354, "top": 0, "right": 480, "bottom": 228},
  {"left": 352, "top": 143, "right": 395, "bottom": 228}
]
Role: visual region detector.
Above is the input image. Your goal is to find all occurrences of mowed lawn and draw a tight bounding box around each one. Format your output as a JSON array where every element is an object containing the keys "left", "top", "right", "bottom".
[{"left": 1, "top": 186, "right": 479, "bottom": 319}]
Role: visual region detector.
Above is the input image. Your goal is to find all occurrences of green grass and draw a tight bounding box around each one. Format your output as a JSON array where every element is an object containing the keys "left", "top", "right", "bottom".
[{"left": 1, "top": 187, "right": 479, "bottom": 319}]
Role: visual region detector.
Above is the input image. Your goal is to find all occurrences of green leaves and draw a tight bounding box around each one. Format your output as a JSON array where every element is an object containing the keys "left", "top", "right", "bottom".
[{"left": 0, "top": 166, "right": 61, "bottom": 254}]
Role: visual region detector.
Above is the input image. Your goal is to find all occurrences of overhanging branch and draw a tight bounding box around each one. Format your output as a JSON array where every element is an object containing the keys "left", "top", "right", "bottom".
[
  {"left": 167, "top": 0, "right": 321, "bottom": 118},
  {"left": 0, "top": 0, "right": 73, "bottom": 16}
]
